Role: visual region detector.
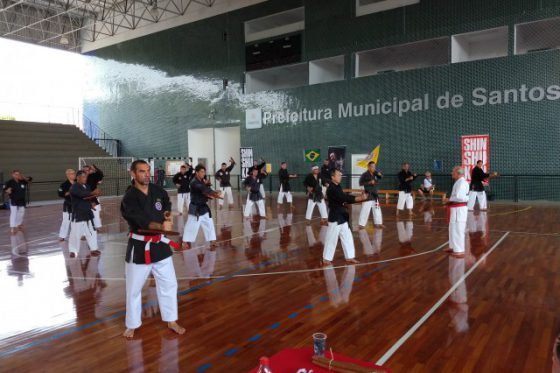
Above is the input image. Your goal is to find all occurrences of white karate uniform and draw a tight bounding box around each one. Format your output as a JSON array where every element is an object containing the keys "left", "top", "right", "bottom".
[
  {"left": 244, "top": 199, "right": 266, "bottom": 217},
  {"left": 467, "top": 190, "right": 487, "bottom": 210},
  {"left": 92, "top": 203, "right": 102, "bottom": 228},
  {"left": 277, "top": 185, "right": 293, "bottom": 204},
  {"left": 448, "top": 177, "right": 469, "bottom": 253},
  {"left": 177, "top": 192, "right": 190, "bottom": 213},
  {"left": 58, "top": 211, "right": 71, "bottom": 239},
  {"left": 358, "top": 199, "right": 383, "bottom": 226},
  {"left": 125, "top": 256, "right": 178, "bottom": 329},
  {"left": 322, "top": 222, "right": 355, "bottom": 261},
  {"left": 9, "top": 205, "right": 25, "bottom": 228},
  {"left": 69, "top": 220, "right": 98, "bottom": 254},
  {"left": 397, "top": 191, "right": 414, "bottom": 210},
  {"left": 305, "top": 199, "right": 328, "bottom": 220},
  {"left": 218, "top": 186, "right": 233, "bottom": 206},
  {"left": 259, "top": 184, "right": 266, "bottom": 199},
  {"left": 182, "top": 212, "right": 216, "bottom": 243}
]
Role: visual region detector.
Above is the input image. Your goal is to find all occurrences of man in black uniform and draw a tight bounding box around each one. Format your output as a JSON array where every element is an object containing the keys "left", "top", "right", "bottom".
[
  {"left": 69, "top": 170, "right": 100, "bottom": 258},
  {"left": 396, "top": 162, "right": 417, "bottom": 217},
  {"left": 84, "top": 164, "right": 104, "bottom": 229},
  {"left": 303, "top": 166, "right": 328, "bottom": 224},
  {"left": 467, "top": 160, "right": 497, "bottom": 211},
  {"left": 252, "top": 158, "right": 267, "bottom": 199},
  {"left": 121, "top": 160, "right": 185, "bottom": 339},
  {"left": 358, "top": 161, "right": 384, "bottom": 229},
  {"left": 173, "top": 164, "right": 193, "bottom": 215},
  {"left": 58, "top": 168, "right": 76, "bottom": 241},
  {"left": 322, "top": 169, "right": 368, "bottom": 265},
  {"left": 244, "top": 168, "right": 267, "bottom": 219},
  {"left": 181, "top": 164, "right": 221, "bottom": 250},
  {"left": 277, "top": 162, "right": 297, "bottom": 209},
  {"left": 215, "top": 157, "right": 236, "bottom": 209},
  {"left": 3, "top": 170, "right": 32, "bottom": 234},
  {"left": 320, "top": 159, "right": 331, "bottom": 197}
]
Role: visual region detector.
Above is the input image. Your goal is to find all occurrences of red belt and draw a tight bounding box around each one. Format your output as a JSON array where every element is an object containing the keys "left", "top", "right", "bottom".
[
  {"left": 129, "top": 232, "right": 180, "bottom": 264},
  {"left": 447, "top": 203, "right": 467, "bottom": 223}
]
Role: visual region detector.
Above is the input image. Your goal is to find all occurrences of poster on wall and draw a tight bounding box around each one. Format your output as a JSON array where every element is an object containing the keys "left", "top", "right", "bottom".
[
  {"left": 165, "top": 160, "right": 185, "bottom": 176},
  {"left": 327, "top": 146, "right": 346, "bottom": 173},
  {"left": 461, "top": 135, "right": 489, "bottom": 183},
  {"left": 240, "top": 147, "right": 253, "bottom": 179}
]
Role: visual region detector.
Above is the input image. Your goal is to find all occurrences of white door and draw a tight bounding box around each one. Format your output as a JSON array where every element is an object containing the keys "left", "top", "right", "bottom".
[{"left": 351, "top": 154, "right": 367, "bottom": 189}]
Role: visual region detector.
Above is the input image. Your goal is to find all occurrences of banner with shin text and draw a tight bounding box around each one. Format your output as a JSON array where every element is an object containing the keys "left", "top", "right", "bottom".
[
  {"left": 461, "top": 135, "right": 489, "bottom": 183},
  {"left": 240, "top": 147, "right": 254, "bottom": 179}
]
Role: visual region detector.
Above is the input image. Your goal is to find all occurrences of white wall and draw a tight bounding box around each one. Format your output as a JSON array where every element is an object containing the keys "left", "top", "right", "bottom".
[
  {"left": 188, "top": 128, "right": 214, "bottom": 171},
  {"left": 215, "top": 126, "right": 241, "bottom": 176}
]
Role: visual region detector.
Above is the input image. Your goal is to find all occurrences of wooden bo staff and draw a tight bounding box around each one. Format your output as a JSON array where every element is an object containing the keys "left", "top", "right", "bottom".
[
  {"left": 138, "top": 229, "right": 181, "bottom": 236},
  {"left": 312, "top": 355, "right": 385, "bottom": 373}
]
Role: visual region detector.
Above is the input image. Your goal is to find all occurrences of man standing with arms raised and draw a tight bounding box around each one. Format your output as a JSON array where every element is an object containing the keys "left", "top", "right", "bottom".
[
  {"left": 215, "top": 158, "right": 236, "bottom": 209},
  {"left": 121, "top": 160, "right": 185, "bottom": 338}
]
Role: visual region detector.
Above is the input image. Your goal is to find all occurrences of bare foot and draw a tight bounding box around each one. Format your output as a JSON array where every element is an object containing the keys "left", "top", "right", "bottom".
[
  {"left": 10, "top": 228, "right": 17, "bottom": 235},
  {"left": 182, "top": 242, "right": 191, "bottom": 250},
  {"left": 346, "top": 258, "right": 360, "bottom": 264},
  {"left": 375, "top": 224, "right": 386, "bottom": 229},
  {"left": 69, "top": 252, "right": 77, "bottom": 258},
  {"left": 58, "top": 237, "right": 65, "bottom": 241},
  {"left": 358, "top": 225, "right": 365, "bottom": 230},
  {"left": 322, "top": 259, "right": 332, "bottom": 266},
  {"left": 81, "top": 237, "right": 86, "bottom": 241},
  {"left": 90, "top": 250, "right": 101, "bottom": 256},
  {"left": 443, "top": 248, "right": 453, "bottom": 253},
  {"left": 450, "top": 253, "right": 465, "bottom": 258},
  {"left": 321, "top": 220, "right": 328, "bottom": 226},
  {"left": 168, "top": 322, "right": 186, "bottom": 335},
  {"left": 123, "top": 328, "right": 135, "bottom": 339}
]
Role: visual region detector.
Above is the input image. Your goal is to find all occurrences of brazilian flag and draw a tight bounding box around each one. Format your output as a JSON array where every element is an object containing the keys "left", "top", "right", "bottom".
[{"left": 304, "top": 148, "right": 321, "bottom": 162}]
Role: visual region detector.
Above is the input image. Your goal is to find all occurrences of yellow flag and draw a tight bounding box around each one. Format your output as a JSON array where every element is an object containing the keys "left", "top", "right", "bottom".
[{"left": 355, "top": 145, "right": 380, "bottom": 169}]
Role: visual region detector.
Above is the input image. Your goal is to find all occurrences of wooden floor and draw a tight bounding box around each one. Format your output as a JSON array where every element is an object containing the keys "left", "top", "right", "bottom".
[{"left": 1, "top": 192, "right": 559, "bottom": 372}]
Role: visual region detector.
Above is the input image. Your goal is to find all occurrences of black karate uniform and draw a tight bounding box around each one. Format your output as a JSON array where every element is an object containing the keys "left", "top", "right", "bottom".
[
  {"left": 359, "top": 170, "right": 382, "bottom": 200},
  {"left": 215, "top": 163, "right": 235, "bottom": 187},
  {"left": 326, "top": 183, "right": 356, "bottom": 225},
  {"left": 121, "top": 184, "right": 173, "bottom": 264},
  {"left": 304, "top": 174, "right": 324, "bottom": 202},
  {"left": 278, "top": 169, "right": 291, "bottom": 192},
  {"left": 173, "top": 170, "right": 193, "bottom": 193},
  {"left": 58, "top": 180, "right": 73, "bottom": 213},
  {"left": 470, "top": 167, "right": 489, "bottom": 192},
  {"left": 189, "top": 177, "right": 215, "bottom": 218},
  {"left": 398, "top": 170, "right": 417, "bottom": 193},
  {"left": 70, "top": 183, "right": 95, "bottom": 223},
  {"left": 86, "top": 168, "right": 103, "bottom": 205},
  {"left": 4, "top": 179, "right": 28, "bottom": 206},
  {"left": 244, "top": 175, "right": 264, "bottom": 201},
  {"left": 320, "top": 165, "right": 331, "bottom": 186}
]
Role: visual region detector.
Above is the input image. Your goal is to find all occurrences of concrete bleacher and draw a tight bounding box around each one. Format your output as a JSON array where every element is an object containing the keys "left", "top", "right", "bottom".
[{"left": 0, "top": 120, "right": 110, "bottom": 202}]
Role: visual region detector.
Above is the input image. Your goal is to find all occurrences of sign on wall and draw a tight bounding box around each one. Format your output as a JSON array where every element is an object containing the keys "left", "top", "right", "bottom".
[
  {"left": 245, "top": 108, "right": 262, "bottom": 129},
  {"left": 240, "top": 147, "right": 254, "bottom": 179},
  {"left": 461, "top": 135, "right": 489, "bottom": 183}
]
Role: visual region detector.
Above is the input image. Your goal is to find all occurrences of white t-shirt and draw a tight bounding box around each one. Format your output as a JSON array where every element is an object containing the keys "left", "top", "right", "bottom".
[{"left": 423, "top": 178, "right": 433, "bottom": 190}]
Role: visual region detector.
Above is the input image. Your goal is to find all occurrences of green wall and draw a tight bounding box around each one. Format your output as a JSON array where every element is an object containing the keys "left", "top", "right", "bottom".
[{"left": 84, "top": 0, "right": 560, "bottom": 199}]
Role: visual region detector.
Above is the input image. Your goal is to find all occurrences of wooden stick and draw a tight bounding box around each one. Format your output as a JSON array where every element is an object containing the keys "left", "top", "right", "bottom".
[
  {"left": 138, "top": 229, "right": 181, "bottom": 236},
  {"left": 312, "top": 355, "right": 384, "bottom": 373},
  {"left": 83, "top": 195, "right": 100, "bottom": 200}
]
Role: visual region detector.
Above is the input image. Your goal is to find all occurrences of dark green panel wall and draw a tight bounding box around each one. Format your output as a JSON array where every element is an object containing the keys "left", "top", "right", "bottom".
[{"left": 84, "top": 0, "right": 560, "bottom": 199}]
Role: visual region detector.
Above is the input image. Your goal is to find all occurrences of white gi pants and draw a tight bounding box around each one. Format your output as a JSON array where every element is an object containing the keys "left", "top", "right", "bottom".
[
  {"left": 218, "top": 187, "right": 233, "bottom": 206},
  {"left": 397, "top": 192, "right": 413, "bottom": 210},
  {"left": 93, "top": 203, "right": 102, "bottom": 228},
  {"left": 125, "top": 256, "right": 178, "bottom": 329},
  {"left": 58, "top": 211, "right": 71, "bottom": 239},
  {"left": 177, "top": 193, "right": 190, "bottom": 213},
  {"left": 277, "top": 185, "right": 293, "bottom": 204},
  {"left": 259, "top": 184, "right": 266, "bottom": 199},
  {"left": 467, "top": 191, "right": 487, "bottom": 210},
  {"left": 305, "top": 199, "right": 328, "bottom": 220},
  {"left": 449, "top": 206, "right": 468, "bottom": 253},
  {"left": 244, "top": 199, "right": 266, "bottom": 217},
  {"left": 358, "top": 199, "right": 383, "bottom": 226},
  {"left": 9, "top": 205, "right": 25, "bottom": 228},
  {"left": 323, "top": 222, "right": 355, "bottom": 261},
  {"left": 69, "top": 220, "right": 98, "bottom": 253},
  {"left": 183, "top": 212, "right": 216, "bottom": 242}
]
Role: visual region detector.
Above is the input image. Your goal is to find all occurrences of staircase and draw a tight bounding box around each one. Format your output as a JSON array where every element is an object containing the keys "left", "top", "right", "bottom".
[{"left": 0, "top": 120, "right": 111, "bottom": 202}]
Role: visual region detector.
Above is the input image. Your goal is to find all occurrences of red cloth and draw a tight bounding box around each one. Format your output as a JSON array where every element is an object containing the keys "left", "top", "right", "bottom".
[{"left": 248, "top": 347, "right": 391, "bottom": 373}]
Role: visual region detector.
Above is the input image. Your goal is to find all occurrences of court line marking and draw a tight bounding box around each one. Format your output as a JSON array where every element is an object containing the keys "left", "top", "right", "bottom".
[{"left": 375, "top": 231, "right": 511, "bottom": 366}]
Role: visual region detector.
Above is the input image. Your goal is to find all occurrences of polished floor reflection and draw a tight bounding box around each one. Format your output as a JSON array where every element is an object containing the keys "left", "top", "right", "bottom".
[{"left": 0, "top": 194, "right": 558, "bottom": 372}]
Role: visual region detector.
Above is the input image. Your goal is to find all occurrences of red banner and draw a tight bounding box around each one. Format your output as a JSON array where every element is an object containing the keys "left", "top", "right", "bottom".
[{"left": 461, "top": 135, "right": 489, "bottom": 183}]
